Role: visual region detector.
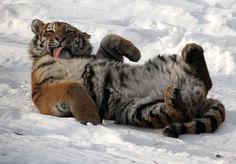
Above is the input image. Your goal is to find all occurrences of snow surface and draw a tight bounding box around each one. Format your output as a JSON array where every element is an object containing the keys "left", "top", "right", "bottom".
[{"left": 0, "top": 0, "right": 236, "bottom": 163}]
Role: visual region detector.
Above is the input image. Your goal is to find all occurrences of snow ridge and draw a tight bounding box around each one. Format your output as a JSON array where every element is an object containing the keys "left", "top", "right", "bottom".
[{"left": 0, "top": 0, "right": 236, "bottom": 163}]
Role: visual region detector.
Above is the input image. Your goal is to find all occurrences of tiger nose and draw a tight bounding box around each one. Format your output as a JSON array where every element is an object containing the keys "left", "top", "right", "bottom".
[{"left": 55, "top": 36, "right": 65, "bottom": 42}]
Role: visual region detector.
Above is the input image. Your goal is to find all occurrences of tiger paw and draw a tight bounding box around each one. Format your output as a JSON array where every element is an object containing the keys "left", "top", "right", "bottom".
[
  {"left": 163, "top": 125, "right": 179, "bottom": 138},
  {"left": 66, "top": 82, "right": 101, "bottom": 125},
  {"left": 97, "top": 34, "right": 141, "bottom": 62},
  {"left": 181, "top": 43, "right": 204, "bottom": 64},
  {"left": 164, "top": 85, "right": 184, "bottom": 109},
  {"left": 181, "top": 43, "right": 212, "bottom": 91},
  {"left": 75, "top": 110, "right": 101, "bottom": 125}
]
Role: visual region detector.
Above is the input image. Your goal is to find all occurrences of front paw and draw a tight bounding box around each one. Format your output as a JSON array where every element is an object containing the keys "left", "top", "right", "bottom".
[
  {"left": 164, "top": 85, "right": 183, "bottom": 109},
  {"left": 67, "top": 83, "right": 101, "bottom": 125},
  {"left": 101, "top": 34, "right": 141, "bottom": 62},
  {"left": 76, "top": 110, "right": 101, "bottom": 125}
]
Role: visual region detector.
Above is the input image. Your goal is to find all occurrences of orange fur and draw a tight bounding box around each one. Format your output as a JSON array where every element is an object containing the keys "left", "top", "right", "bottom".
[
  {"left": 31, "top": 72, "right": 100, "bottom": 124},
  {"left": 164, "top": 86, "right": 184, "bottom": 122}
]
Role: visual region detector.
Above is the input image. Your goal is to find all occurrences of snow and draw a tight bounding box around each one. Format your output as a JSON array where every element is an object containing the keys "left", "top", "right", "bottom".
[{"left": 0, "top": 0, "right": 236, "bottom": 163}]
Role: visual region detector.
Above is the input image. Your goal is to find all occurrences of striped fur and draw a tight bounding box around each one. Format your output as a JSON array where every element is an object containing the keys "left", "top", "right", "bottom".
[{"left": 29, "top": 20, "right": 225, "bottom": 137}]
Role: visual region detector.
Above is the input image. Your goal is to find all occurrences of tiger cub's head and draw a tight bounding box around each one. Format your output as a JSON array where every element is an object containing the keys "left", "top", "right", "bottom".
[{"left": 29, "top": 19, "right": 92, "bottom": 60}]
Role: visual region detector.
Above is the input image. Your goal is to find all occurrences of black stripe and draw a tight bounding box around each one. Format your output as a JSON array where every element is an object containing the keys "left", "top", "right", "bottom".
[
  {"left": 119, "top": 71, "right": 128, "bottom": 87},
  {"left": 158, "top": 55, "right": 167, "bottom": 62},
  {"left": 31, "top": 55, "right": 41, "bottom": 59},
  {"left": 150, "top": 108, "right": 164, "bottom": 127},
  {"left": 135, "top": 99, "right": 164, "bottom": 125},
  {"left": 160, "top": 105, "right": 172, "bottom": 122},
  {"left": 87, "top": 45, "right": 93, "bottom": 54},
  {"left": 204, "top": 115, "right": 218, "bottom": 131},
  {"left": 146, "top": 65, "right": 151, "bottom": 72},
  {"left": 98, "top": 45, "right": 111, "bottom": 58},
  {"left": 130, "top": 67, "right": 136, "bottom": 76},
  {"left": 135, "top": 112, "right": 154, "bottom": 128},
  {"left": 31, "top": 87, "right": 40, "bottom": 98},
  {"left": 36, "top": 60, "right": 55, "bottom": 70},
  {"left": 195, "top": 120, "right": 206, "bottom": 134},
  {"left": 99, "top": 71, "right": 112, "bottom": 119},
  {"left": 100, "top": 88, "right": 110, "bottom": 119},
  {"left": 32, "top": 85, "right": 41, "bottom": 98},
  {"left": 180, "top": 123, "right": 187, "bottom": 134},
  {"left": 148, "top": 60, "right": 159, "bottom": 70},
  {"left": 135, "top": 107, "right": 153, "bottom": 127},
  {"left": 166, "top": 68, "right": 171, "bottom": 76},
  {"left": 218, "top": 103, "right": 225, "bottom": 109},
  {"left": 169, "top": 55, "right": 177, "bottom": 62},
  {"left": 120, "top": 99, "right": 133, "bottom": 113},
  {"left": 32, "top": 92, "right": 42, "bottom": 103},
  {"left": 115, "top": 99, "right": 134, "bottom": 124},
  {"left": 212, "top": 107, "right": 225, "bottom": 118},
  {"left": 136, "top": 99, "right": 164, "bottom": 114},
  {"left": 32, "top": 91, "right": 38, "bottom": 98},
  {"left": 38, "top": 76, "right": 61, "bottom": 86},
  {"left": 82, "top": 64, "right": 97, "bottom": 102},
  {"left": 104, "top": 70, "right": 112, "bottom": 85}
]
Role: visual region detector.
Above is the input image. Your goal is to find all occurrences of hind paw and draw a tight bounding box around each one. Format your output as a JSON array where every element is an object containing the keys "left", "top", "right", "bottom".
[
  {"left": 163, "top": 125, "right": 179, "bottom": 138},
  {"left": 181, "top": 43, "right": 212, "bottom": 91},
  {"left": 181, "top": 43, "right": 204, "bottom": 64}
]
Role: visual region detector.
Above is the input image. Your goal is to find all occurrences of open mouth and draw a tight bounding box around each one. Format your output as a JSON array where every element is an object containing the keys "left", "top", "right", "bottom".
[
  {"left": 50, "top": 47, "right": 72, "bottom": 59},
  {"left": 52, "top": 47, "right": 64, "bottom": 58}
]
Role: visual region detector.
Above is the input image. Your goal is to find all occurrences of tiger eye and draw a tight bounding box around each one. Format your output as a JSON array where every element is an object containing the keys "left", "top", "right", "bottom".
[
  {"left": 46, "top": 30, "right": 54, "bottom": 34},
  {"left": 66, "top": 30, "right": 75, "bottom": 34}
]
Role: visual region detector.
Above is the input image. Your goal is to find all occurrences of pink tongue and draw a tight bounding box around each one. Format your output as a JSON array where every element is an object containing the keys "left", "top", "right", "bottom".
[{"left": 53, "top": 47, "right": 64, "bottom": 58}]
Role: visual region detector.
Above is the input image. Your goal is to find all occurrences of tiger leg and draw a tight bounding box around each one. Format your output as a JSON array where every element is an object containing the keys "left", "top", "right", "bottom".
[
  {"left": 163, "top": 98, "right": 225, "bottom": 138},
  {"left": 96, "top": 34, "right": 141, "bottom": 62},
  {"left": 32, "top": 82, "right": 101, "bottom": 124},
  {"left": 114, "top": 87, "right": 185, "bottom": 129},
  {"left": 181, "top": 43, "right": 212, "bottom": 91}
]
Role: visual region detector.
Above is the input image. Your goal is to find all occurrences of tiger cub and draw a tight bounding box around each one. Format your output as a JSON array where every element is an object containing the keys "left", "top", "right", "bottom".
[{"left": 29, "top": 19, "right": 225, "bottom": 137}]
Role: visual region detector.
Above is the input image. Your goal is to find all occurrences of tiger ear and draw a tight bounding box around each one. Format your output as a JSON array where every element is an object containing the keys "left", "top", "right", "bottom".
[
  {"left": 82, "top": 32, "right": 91, "bottom": 39},
  {"left": 31, "top": 19, "right": 45, "bottom": 34}
]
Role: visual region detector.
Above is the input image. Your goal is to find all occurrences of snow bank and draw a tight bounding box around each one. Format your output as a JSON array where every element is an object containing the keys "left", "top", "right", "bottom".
[{"left": 0, "top": 0, "right": 236, "bottom": 163}]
